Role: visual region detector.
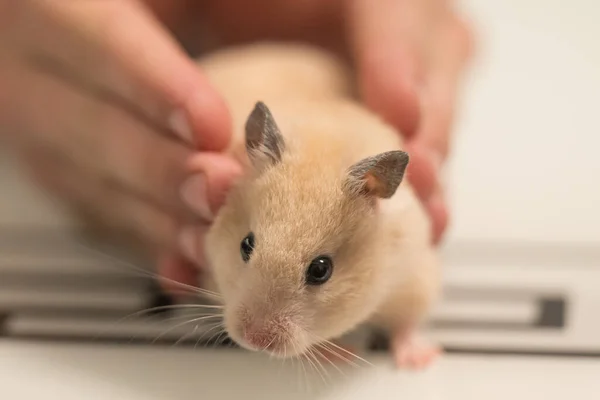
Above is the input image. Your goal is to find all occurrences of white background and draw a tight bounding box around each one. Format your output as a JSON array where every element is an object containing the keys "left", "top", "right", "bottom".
[{"left": 447, "top": 0, "right": 600, "bottom": 245}]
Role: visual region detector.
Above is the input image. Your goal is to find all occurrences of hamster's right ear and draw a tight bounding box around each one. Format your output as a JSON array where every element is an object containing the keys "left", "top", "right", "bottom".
[
  {"left": 245, "top": 101, "right": 286, "bottom": 171},
  {"left": 344, "top": 150, "right": 410, "bottom": 199}
]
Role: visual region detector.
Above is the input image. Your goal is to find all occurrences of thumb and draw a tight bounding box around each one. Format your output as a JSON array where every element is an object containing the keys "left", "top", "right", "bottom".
[{"left": 20, "top": 0, "right": 231, "bottom": 150}]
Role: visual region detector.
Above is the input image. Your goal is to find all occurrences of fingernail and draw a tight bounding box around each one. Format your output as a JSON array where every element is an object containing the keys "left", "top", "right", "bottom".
[
  {"left": 168, "top": 109, "right": 194, "bottom": 145},
  {"left": 180, "top": 174, "right": 213, "bottom": 221}
]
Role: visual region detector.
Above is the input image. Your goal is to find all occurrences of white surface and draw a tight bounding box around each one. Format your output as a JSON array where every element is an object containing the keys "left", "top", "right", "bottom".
[
  {"left": 430, "top": 260, "right": 600, "bottom": 353},
  {"left": 448, "top": 0, "right": 600, "bottom": 243},
  {"left": 1, "top": 342, "right": 599, "bottom": 400},
  {"left": 1, "top": 0, "right": 600, "bottom": 399}
]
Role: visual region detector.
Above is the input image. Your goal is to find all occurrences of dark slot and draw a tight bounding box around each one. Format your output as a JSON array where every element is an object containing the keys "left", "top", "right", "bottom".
[
  {"left": 0, "top": 312, "right": 9, "bottom": 335},
  {"left": 428, "top": 320, "right": 532, "bottom": 331},
  {"left": 535, "top": 297, "right": 567, "bottom": 328},
  {"left": 2, "top": 332, "right": 238, "bottom": 349},
  {"left": 144, "top": 282, "right": 174, "bottom": 316}
]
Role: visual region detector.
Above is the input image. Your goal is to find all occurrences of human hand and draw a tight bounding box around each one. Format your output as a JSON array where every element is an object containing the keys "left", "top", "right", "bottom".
[
  {"left": 347, "top": 0, "right": 474, "bottom": 244},
  {"left": 0, "top": 1, "right": 242, "bottom": 260},
  {"left": 166, "top": 0, "right": 474, "bottom": 245}
]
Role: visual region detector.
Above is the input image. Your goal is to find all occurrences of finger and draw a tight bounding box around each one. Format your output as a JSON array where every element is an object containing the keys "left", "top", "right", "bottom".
[
  {"left": 426, "top": 189, "right": 449, "bottom": 245},
  {"left": 156, "top": 252, "right": 202, "bottom": 296},
  {"left": 15, "top": 0, "right": 231, "bottom": 149},
  {"left": 177, "top": 224, "right": 210, "bottom": 267},
  {"left": 182, "top": 152, "right": 244, "bottom": 220},
  {"left": 404, "top": 142, "right": 448, "bottom": 243},
  {"left": 417, "top": 13, "right": 474, "bottom": 158},
  {"left": 20, "top": 146, "right": 179, "bottom": 251},
  {"left": 405, "top": 142, "right": 438, "bottom": 203},
  {"left": 2, "top": 62, "right": 239, "bottom": 222},
  {"left": 178, "top": 153, "right": 244, "bottom": 269},
  {"left": 346, "top": 0, "right": 434, "bottom": 136}
]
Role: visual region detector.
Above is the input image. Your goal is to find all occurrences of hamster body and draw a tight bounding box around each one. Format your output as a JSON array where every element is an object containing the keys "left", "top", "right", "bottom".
[{"left": 199, "top": 43, "right": 441, "bottom": 368}]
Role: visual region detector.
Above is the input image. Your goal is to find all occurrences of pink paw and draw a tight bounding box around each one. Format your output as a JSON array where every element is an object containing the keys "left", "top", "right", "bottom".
[{"left": 392, "top": 332, "right": 441, "bottom": 369}]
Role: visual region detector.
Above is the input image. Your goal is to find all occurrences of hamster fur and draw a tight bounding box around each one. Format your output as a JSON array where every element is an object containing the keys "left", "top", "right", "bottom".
[{"left": 198, "top": 43, "right": 441, "bottom": 368}]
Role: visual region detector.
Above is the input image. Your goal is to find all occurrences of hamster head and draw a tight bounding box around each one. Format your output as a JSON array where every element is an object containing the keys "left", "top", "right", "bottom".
[{"left": 205, "top": 102, "right": 410, "bottom": 358}]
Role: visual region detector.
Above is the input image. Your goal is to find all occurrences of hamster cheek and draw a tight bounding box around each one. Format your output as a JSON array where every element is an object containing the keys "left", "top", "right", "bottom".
[
  {"left": 311, "top": 276, "right": 383, "bottom": 341},
  {"left": 222, "top": 303, "right": 244, "bottom": 346}
]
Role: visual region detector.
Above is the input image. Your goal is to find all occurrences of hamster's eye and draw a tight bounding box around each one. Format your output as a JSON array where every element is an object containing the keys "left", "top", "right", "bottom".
[
  {"left": 305, "top": 256, "right": 334, "bottom": 285},
  {"left": 240, "top": 232, "right": 255, "bottom": 263}
]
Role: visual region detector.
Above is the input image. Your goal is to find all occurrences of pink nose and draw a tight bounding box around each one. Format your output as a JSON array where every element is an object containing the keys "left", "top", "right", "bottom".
[{"left": 243, "top": 327, "right": 278, "bottom": 350}]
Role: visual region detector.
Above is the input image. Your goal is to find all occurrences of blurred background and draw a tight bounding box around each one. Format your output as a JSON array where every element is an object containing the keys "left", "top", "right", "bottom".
[{"left": 0, "top": 0, "right": 599, "bottom": 399}]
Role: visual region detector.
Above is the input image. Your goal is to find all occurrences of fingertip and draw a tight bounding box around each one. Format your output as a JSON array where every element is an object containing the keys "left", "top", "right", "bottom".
[
  {"left": 185, "top": 81, "right": 233, "bottom": 151},
  {"left": 166, "top": 59, "right": 233, "bottom": 151},
  {"left": 427, "top": 194, "right": 449, "bottom": 246},
  {"left": 405, "top": 143, "right": 448, "bottom": 243},
  {"left": 359, "top": 50, "right": 422, "bottom": 137},
  {"left": 186, "top": 152, "right": 244, "bottom": 214},
  {"left": 405, "top": 143, "right": 438, "bottom": 202}
]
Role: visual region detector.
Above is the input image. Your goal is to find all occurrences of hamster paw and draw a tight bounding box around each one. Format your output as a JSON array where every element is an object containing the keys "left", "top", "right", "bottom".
[{"left": 391, "top": 331, "right": 441, "bottom": 370}]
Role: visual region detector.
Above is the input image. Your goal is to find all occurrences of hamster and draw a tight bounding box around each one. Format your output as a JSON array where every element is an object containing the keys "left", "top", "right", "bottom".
[{"left": 198, "top": 42, "right": 441, "bottom": 369}]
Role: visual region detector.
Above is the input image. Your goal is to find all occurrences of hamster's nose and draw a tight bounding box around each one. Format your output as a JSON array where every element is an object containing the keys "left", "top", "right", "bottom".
[{"left": 242, "top": 326, "right": 278, "bottom": 351}]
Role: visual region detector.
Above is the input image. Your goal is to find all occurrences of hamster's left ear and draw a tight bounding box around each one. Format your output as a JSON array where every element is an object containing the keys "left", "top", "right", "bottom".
[
  {"left": 245, "top": 101, "right": 286, "bottom": 171},
  {"left": 345, "top": 150, "right": 410, "bottom": 199}
]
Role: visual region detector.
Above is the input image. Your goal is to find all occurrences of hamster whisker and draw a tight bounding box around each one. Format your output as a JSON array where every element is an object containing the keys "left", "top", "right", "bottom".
[
  {"left": 312, "top": 347, "right": 333, "bottom": 383},
  {"left": 164, "top": 288, "right": 224, "bottom": 302},
  {"left": 75, "top": 241, "right": 222, "bottom": 300},
  {"left": 297, "top": 357, "right": 310, "bottom": 392},
  {"left": 173, "top": 324, "right": 200, "bottom": 347},
  {"left": 194, "top": 322, "right": 225, "bottom": 349},
  {"left": 305, "top": 347, "right": 329, "bottom": 385},
  {"left": 168, "top": 314, "right": 224, "bottom": 348},
  {"left": 318, "top": 341, "right": 359, "bottom": 368},
  {"left": 301, "top": 356, "right": 314, "bottom": 393},
  {"left": 299, "top": 358, "right": 310, "bottom": 392},
  {"left": 209, "top": 330, "right": 225, "bottom": 349},
  {"left": 140, "top": 304, "right": 223, "bottom": 313},
  {"left": 319, "top": 338, "right": 373, "bottom": 367},
  {"left": 291, "top": 342, "right": 309, "bottom": 392},
  {"left": 157, "top": 280, "right": 221, "bottom": 301},
  {"left": 92, "top": 304, "right": 222, "bottom": 341},
  {"left": 314, "top": 343, "right": 346, "bottom": 377},
  {"left": 289, "top": 342, "right": 310, "bottom": 392},
  {"left": 262, "top": 336, "right": 277, "bottom": 353},
  {"left": 303, "top": 348, "right": 321, "bottom": 381},
  {"left": 127, "top": 311, "right": 223, "bottom": 344},
  {"left": 151, "top": 314, "right": 222, "bottom": 344},
  {"left": 204, "top": 327, "right": 227, "bottom": 348},
  {"left": 300, "top": 352, "right": 319, "bottom": 382},
  {"left": 192, "top": 322, "right": 217, "bottom": 350},
  {"left": 213, "top": 331, "right": 230, "bottom": 348}
]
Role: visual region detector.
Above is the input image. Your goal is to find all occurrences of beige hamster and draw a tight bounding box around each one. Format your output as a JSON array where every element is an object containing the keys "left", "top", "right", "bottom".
[{"left": 198, "top": 43, "right": 441, "bottom": 369}]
